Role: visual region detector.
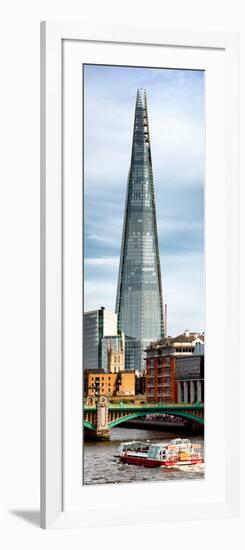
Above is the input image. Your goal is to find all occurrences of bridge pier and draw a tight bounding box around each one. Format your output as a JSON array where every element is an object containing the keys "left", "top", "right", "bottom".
[{"left": 95, "top": 396, "right": 110, "bottom": 441}]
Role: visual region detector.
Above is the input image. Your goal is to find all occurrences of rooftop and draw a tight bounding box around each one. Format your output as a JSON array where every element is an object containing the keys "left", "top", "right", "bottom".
[{"left": 146, "top": 330, "right": 205, "bottom": 350}]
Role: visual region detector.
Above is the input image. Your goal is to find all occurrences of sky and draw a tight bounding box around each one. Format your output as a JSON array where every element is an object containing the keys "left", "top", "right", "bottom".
[{"left": 84, "top": 64, "right": 204, "bottom": 336}]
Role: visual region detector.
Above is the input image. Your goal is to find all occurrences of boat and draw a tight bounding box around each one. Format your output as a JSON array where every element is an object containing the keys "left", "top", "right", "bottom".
[
  {"left": 114, "top": 440, "right": 151, "bottom": 459},
  {"left": 115, "top": 438, "right": 204, "bottom": 468}
]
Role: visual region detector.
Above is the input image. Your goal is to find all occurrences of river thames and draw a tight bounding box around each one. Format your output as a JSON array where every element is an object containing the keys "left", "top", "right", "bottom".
[{"left": 83, "top": 426, "right": 204, "bottom": 486}]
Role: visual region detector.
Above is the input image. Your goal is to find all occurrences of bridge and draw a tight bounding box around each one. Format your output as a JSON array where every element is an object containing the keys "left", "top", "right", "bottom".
[{"left": 84, "top": 396, "right": 204, "bottom": 440}]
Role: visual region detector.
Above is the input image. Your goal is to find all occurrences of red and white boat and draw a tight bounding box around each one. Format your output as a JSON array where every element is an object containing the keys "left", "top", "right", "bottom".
[{"left": 115, "top": 438, "right": 204, "bottom": 468}]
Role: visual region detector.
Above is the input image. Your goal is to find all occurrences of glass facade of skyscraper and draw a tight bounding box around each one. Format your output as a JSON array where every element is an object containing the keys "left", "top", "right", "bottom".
[{"left": 116, "top": 89, "right": 164, "bottom": 371}]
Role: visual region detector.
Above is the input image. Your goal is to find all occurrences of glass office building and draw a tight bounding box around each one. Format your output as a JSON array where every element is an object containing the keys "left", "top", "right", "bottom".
[
  {"left": 116, "top": 89, "right": 164, "bottom": 371},
  {"left": 84, "top": 307, "right": 117, "bottom": 370}
]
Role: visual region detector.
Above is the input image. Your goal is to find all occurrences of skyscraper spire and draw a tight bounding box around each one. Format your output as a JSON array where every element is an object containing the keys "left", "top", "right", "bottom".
[{"left": 116, "top": 89, "right": 164, "bottom": 371}]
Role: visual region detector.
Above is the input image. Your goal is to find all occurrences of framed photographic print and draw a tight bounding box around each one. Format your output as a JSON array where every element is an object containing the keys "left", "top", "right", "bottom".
[{"left": 40, "top": 23, "right": 239, "bottom": 529}]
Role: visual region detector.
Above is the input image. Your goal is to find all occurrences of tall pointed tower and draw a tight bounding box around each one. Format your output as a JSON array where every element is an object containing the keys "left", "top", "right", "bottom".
[{"left": 116, "top": 89, "right": 164, "bottom": 371}]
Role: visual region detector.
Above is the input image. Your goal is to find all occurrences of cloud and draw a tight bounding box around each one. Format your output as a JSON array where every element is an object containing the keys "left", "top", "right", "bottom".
[
  {"left": 162, "top": 252, "right": 204, "bottom": 335},
  {"left": 83, "top": 65, "right": 205, "bottom": 336},
  {"left": 84, "top": 280, "right": 118, "bottom": 313},
  {"left": 85, "top": 256, "right": 119, "bottom": 268},
  {"left": 84, "top": 66, "right": 204, "bottom": 193}
]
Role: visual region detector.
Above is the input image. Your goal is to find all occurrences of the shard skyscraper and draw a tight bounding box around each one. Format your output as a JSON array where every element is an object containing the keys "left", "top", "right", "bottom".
[{"left": 116, "top": 89, "right": 164, "bottom": 371}]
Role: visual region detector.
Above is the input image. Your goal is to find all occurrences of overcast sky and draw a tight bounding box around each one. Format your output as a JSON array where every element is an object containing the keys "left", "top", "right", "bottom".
[{"left": 84, "top": 64, "right": 204, "bottom": 336}]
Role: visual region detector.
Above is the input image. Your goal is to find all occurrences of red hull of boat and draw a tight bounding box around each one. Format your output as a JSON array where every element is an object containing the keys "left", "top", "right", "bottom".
[
  {"left": 120, "top": 455, "right": 161, "bottom": 468},
  {"left": 119, "top": 455, "right": 203, "bottom": 468}
]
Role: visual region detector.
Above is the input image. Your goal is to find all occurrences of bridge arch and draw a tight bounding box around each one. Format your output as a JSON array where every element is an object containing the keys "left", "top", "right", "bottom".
[
  {"left": 108, "top": 409, "right": 204, "bottom": 429},
  {"left": 83, "top": 405, "right": 204, "bottom": 432}
]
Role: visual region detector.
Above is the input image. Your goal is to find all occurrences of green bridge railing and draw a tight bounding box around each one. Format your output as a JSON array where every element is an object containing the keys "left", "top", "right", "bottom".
[{"left": 84, "top": 402, "right": 204, "bottom": 412}]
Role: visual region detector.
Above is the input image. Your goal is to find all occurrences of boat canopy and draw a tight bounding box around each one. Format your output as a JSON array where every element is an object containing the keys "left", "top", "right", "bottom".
[{"left": 117, "top": 441, "right": 150, "bottom": 452}]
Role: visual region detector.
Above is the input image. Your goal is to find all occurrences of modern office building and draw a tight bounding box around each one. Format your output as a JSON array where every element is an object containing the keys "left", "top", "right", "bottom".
[
  {"left": 84, "top": 307, "right": 117, "bottom": 370},
  {"left": 175, "top": 355, "right": 204, "bottom": 403},
  {"left": 124, "top": 335, "right": 139, "bottom": 371},
  {"left": 116, "top": 89, "right": 164, "bottom": 371}
]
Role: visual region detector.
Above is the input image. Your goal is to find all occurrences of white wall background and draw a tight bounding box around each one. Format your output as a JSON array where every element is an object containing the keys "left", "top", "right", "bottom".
[{"left": 0, "top": 0, "right": 243, "bottom": 548}]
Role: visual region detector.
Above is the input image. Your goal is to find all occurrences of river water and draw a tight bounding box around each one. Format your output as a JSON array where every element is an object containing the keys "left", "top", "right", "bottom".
[{"left": 83, "top": 427, "right": 204, "bottom": 486}]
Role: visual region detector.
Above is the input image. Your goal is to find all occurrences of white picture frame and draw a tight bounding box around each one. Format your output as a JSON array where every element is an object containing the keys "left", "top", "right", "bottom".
[{"left": 40, "top": 22, "right": 240, "bottom": 529}]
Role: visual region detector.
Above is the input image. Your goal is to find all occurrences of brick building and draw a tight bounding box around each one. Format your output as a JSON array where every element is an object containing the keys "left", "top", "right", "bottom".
[
  {"left": 84, "top": 369, "right": 135, "bottom": 400},
  {"left": 145, "top": 354, "right": 176, "bottom": 403},
  {"left": 145, "top": 331, "right": 205, "bottom": 404}
]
